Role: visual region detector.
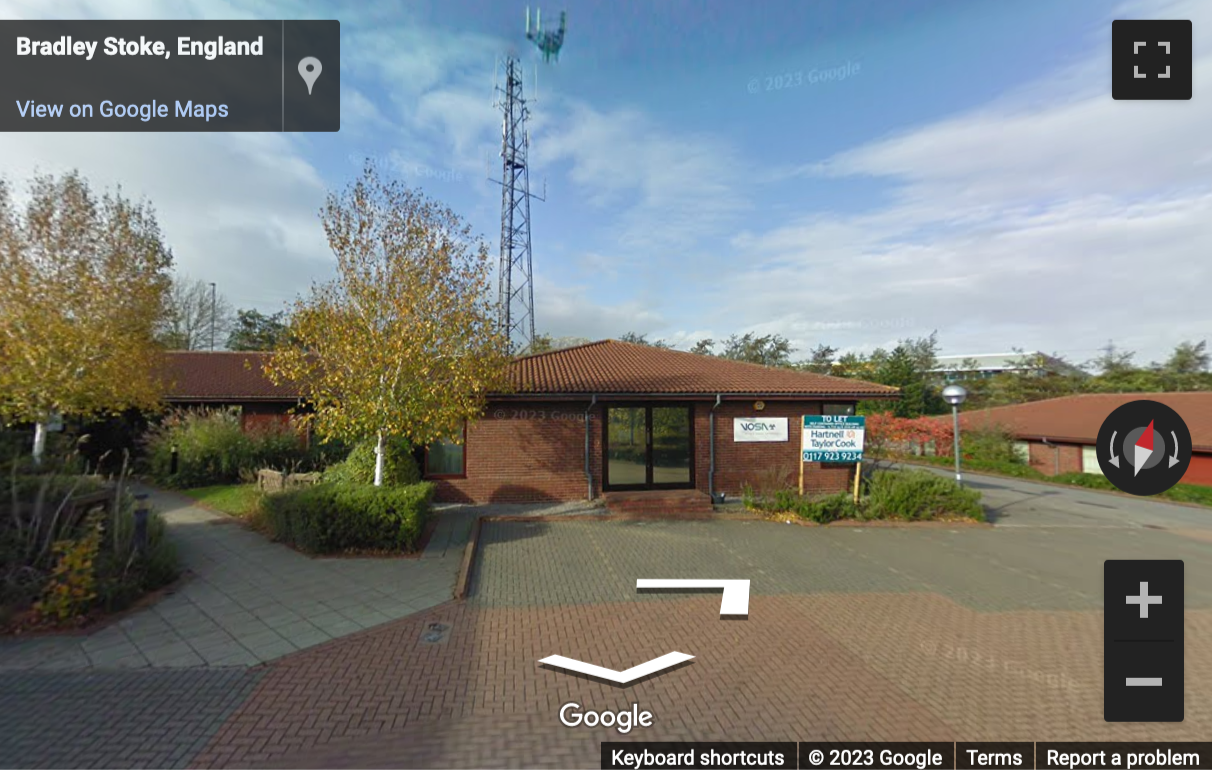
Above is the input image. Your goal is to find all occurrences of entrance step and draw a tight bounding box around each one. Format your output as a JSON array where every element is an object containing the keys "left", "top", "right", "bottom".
[{"left": 603, "top": 489, "right": 715, "bottom": 516}]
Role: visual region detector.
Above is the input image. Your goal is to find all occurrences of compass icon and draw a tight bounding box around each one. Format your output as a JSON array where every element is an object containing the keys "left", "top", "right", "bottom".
[{"left": 1096, "top": 400, "right": 1192, "bottom": 495}]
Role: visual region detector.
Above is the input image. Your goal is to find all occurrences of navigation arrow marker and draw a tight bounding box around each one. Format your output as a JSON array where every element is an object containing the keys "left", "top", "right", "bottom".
[
  {"left": 1108, "top": 431, "right": 1120, "bottom": 468},
  {"left": 636, "top": 579, "right": 751, "bottom": 617},
  {"left": 1133, "top": 421, "right": 1155, "bottom": 477},
  {"left": 1170, "top": 430, "right": 1181, "bottom": 468},
  {"left": 538, "top": 651, "right": 694, "bottom": 685}
]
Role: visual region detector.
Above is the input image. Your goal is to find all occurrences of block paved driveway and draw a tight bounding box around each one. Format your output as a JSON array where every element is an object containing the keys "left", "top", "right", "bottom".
[
  {"left": 3, "top": 474, "right": 1212, "bottom": 768},
  {"left": 0, "top": 487, "right": 472, "bottom": 768}
]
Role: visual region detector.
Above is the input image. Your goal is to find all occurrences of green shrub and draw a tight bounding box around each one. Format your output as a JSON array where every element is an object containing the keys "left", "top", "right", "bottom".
[
  {"left": 258, "top": 481, "right": 433, "bottom": 554},
  {"left": 2, "top": 463, "right": 180, "bottom": 626},
  {"left": 864, "top": 469, "right": 984, "bottom": 521},
  {"left": 322, "top": 437, "right": 420, "bottom": 487},
  {"left": 746, "top": 486, "right": 859, "bottom": 523},
  {"left": 960, "top": 425, "right": 1026, "bottom": 465},
  {"left": 1051, "top": 472, "right": 1118, "bottom": 490},
  {"left": 144, "top": 409, "right": 323, "bottom": 487}
]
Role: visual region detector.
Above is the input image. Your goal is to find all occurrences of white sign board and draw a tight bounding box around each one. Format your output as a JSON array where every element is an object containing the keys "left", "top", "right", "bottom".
[
  {"left": 734, "top": 417, "right": 788, "bottom": 442},
  {"left": 801, "top": 415, "right": 865, "bottom": 463}
]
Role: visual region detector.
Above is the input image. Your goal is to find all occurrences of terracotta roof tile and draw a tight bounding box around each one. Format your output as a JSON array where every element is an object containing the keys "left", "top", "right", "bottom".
[
  {"left": 160, "top": 351, "right": 298, "bottom": 402},
  {"left": 951, "top": 392, "right": 1212, "bottom": 452},
  {"left": 508, "top": 340, "right": 898, "bottom": 397},
  {"left": 162, "top": 341, "right": 898, "bottom": 402}
]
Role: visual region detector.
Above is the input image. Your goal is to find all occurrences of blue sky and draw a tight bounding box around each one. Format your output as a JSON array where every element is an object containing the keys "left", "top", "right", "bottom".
[{"left": 2, "top": 0, "right": 1209, "bottom": 366}]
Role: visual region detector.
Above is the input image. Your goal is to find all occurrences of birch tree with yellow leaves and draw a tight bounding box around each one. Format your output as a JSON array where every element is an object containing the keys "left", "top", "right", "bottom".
[
  {"left": 0, "top": 172, "right": 174, "bottom": 464},
  {"left": 266, "top": 162, "right": 512, "bottom": 486}
]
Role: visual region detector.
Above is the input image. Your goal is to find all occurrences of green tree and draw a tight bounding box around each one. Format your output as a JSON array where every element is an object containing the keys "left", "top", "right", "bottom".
[
  {"left": 689, "top": 338, "right": 715, "bottom": 356},
  {"left": 265, "top": 162, "right": 512, "bottom": 485},
  {"left": 862, "top": 333, "right": 944, "bottom": 417},
  {"left": 1086, "top": 345, "right": 1136, "bottom": 376},
  {"left": 0, "top": 171, "right": 174, "bottom": 463},
  {"left": 525, "top": 334, "right": 591, "bottom": 355},
  {"left": 1164, "top": 340, "right": 1209, "bottom": 374},
  {"left": 227, "top": 309, "right": 291, "bottom": 351},
  {"left": 796, "top": 344, "right": 837, "bottom": 374},
  {"left": 619, "top": 331, "right": 672, "bottom": 348},
  {"left": 525, "top": 333, "right": 554, "bottom": 354},
  {"left": 720, "top": 332, "right": 794, "bottom": 367}
]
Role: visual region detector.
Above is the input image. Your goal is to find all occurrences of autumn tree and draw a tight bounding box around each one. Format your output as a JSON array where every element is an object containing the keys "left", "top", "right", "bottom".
[
  {"left": 0, "top": 171, "right": 174, "bottom": 463},
  {"left": 266, "top": 162, "right": 511, "bottom": 485},
  {"left": 155, "top": 275, "right": 235, "bottom": 350}
]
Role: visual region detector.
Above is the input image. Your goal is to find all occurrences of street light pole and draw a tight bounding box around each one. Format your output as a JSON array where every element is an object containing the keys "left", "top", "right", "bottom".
[
  {"left": 941, "top": 384, "right": 968, "bottom": 488},
  {"left": 210, "top": 282, "right": 217, "bottom": 351},
  {"left": 951, "top": 403, "right": 962, "bottom": 487}
]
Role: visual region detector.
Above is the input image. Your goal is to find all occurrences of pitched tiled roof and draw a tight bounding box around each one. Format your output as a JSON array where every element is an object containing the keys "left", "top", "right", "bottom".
[
  {"left": 162, "top": 342, "right": 897, "bottom": 402},
  {"left": 160, "top": 351, "right": 299, "bottom": 401},
  {"left": 951, "top": 392, "right": 1212, "bottom": 452},
  {"left": 507, "top": 340, "right": 898, "bottom": 397}
]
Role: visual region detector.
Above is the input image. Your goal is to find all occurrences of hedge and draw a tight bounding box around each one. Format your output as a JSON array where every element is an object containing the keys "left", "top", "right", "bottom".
[{"left": 257, "top": 481, "right": 434, "bottom": 554}]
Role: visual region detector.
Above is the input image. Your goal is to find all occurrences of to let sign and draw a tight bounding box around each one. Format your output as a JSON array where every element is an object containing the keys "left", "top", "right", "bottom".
[
  {"left": 802, "top": 415, "right": 865, "bottom": 463},
  {"left": 734, "top": 417, "right": 788, "bottom": 442}
]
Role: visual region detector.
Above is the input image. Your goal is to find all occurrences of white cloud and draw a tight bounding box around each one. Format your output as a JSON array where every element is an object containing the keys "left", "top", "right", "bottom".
[
  {"left": 532, "top": 275, "right": 665, "bottom": 341},
  {"left": 707, "top": 0, "right": 1212, "bottom": 364},
  {"left": 533, "top": 102, "right": 752, "bottom": 252}
]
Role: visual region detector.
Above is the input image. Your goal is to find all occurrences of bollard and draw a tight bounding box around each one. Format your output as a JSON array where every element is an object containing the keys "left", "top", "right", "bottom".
[
  {"left": 170, "top": 445, "right": 179, "bottom": 475},
  {"left": 133, "top": 493, "right": 150, "bottom": 553}
]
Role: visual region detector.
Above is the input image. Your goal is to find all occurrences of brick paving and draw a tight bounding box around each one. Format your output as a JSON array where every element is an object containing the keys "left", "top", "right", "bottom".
[
  {"left": 0, "top": 668, "right": 265, "bottom": 769},
  {"left": 5, "top": 481, "right": 1212, "bottom": 769},
  {"left": 0, "top": 488, "right": 469, "bottom": 671},
  {"left": 184, "top": 517, "right": 1212, "bottom": 768}
]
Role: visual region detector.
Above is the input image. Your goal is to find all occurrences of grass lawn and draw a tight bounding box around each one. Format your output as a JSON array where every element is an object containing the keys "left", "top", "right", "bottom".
[
  {"left": 181, "top": 484, "right": 263, "bottom": 517},
  {"left": 901, "top": 455, "right": 1212, "bottom": 508}
]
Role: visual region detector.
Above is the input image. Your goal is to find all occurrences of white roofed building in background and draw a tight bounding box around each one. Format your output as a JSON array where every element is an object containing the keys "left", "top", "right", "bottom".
[{"left": 931, "top": 352, "right": 1086, "bottom": 381}]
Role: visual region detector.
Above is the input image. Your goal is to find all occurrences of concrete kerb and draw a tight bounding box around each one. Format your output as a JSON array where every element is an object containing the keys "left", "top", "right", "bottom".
[{"left": 449, "top": 505, "right": 990, "bottom": 600}]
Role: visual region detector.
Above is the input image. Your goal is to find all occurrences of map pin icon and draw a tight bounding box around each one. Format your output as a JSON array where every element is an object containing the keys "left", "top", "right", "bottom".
[{"left": 298, "top": 57, "right": 322, "bottom": 95}]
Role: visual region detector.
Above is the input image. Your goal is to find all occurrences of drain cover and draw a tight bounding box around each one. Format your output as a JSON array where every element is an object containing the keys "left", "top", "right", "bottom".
[{"left": 421, "top": 622, "right": 451, "bottom": 644}]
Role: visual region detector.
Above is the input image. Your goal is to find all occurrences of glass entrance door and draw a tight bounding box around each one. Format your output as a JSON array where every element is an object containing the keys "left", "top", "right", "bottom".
[{"left": 604, "top": 405, "right": 693, "bottom": 490}]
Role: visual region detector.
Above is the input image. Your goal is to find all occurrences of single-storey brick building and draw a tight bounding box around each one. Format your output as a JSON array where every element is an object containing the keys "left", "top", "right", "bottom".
[
  {"left": 161, "top": 341, "right": 899, "bottom": 504},
  {"left": 952, "top": 392, "right": 1212, "bottom": 487},
  {"left": 160, "top": 351, "right": 304, "bottom": 435}
]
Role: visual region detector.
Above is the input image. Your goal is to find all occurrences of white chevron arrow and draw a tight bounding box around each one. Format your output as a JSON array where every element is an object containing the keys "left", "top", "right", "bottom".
[
  {"left": 636, "top": 578, "right": 751, "bottom": 616},
  {"left": 538, "top": 651, "right": 694, "bottom": 684}
]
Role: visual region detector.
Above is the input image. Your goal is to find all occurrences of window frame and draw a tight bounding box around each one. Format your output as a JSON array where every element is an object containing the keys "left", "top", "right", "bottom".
[
  {"left": 423, "top": 422, "right": 468, "bottom": 479},
  {"left": 821, "top": 402, "right": 857, "bottom": 416}
]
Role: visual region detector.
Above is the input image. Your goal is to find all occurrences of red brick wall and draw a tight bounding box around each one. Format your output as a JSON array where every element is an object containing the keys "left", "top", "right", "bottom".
[
  {"left": 430, "top": 398, "right": 857, "bottom": 504},
  {"left": 698, "top": 401, "right": 854, "bottom": 498},
  {"left": 1182, "top": 453, "right": 1212, "bottom": 487},
  {"left": 1025, "top": 441, "right": 1084, "bottom": 475},
  {"left": 430, "top": 401, "right": 601, "bottom": 504}
]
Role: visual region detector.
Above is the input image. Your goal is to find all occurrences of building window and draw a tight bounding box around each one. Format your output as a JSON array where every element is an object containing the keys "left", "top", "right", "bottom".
[
  {"left": 424, "top": 425, "right": 466, "bottom": 478},
  {"left": 822, "top": 403, "right": 856, "bottom": 416}
]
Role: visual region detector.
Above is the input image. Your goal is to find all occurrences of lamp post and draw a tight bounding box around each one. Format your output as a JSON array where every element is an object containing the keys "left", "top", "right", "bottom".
[
  {"left": 209, "top": 282, "right": 217, "bottom": 350},
  {"left": 942, "top": 384, "right": 968, "bottom": 487}
]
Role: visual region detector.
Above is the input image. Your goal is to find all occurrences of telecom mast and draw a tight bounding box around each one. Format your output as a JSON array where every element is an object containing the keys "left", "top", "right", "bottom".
[
  {"left": 494, "top": 8, "right": 567, "bottom": 354},
  {"left": 493, "top": 56, "right": 538, "bottom": 354}
]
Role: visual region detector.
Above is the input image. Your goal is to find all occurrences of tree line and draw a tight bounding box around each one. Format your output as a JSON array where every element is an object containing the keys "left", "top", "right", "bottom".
[{"left": 530, "top": 331, "right": 1211, "bottom": 419}]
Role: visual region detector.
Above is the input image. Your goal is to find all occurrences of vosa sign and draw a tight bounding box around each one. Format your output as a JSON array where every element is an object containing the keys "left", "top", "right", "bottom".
[{"left": 734, "top": 417, "right": 788, "bottom": 442}]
